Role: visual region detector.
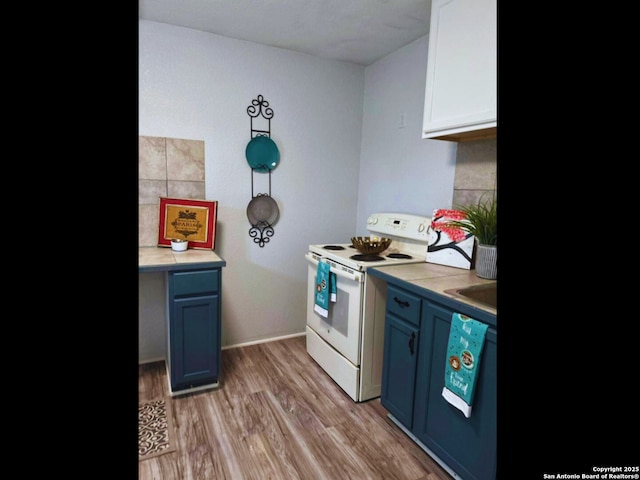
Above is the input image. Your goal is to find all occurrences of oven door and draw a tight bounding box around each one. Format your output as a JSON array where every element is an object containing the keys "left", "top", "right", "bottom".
[{"left": 305, "top": 253, "right": 363, "bottom": 366}]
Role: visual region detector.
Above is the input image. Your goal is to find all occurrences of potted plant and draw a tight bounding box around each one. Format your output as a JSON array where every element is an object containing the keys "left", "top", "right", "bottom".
[{"left": 446, "top": 194, "right": 497, "bottom": 279}]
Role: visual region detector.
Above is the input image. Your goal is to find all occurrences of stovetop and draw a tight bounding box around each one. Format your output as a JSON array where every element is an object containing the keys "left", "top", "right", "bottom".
[
  {"left": 307, "top": 212, "right": 432, "bottom": 271},
  {"left": 308, "top": 242, "right": 427, "bottom": 271}
]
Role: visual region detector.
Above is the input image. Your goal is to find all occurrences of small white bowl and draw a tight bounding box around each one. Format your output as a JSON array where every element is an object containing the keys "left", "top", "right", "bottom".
[{"left": 171, "top": 239, "right": 188, "bottom": 252}]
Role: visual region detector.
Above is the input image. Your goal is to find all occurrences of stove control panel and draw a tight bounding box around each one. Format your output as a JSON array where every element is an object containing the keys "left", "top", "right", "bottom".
[{"left": 366, "top": 213, "right": 431, "bottom": 242}]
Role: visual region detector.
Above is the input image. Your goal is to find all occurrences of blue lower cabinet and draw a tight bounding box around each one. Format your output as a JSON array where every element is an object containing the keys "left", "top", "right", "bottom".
[
  {"left": 380, "top": 282, "right": 497, "bottom": 480},
  {"left": 380, "top": 314, "right": 420, "bottom": 427},
  {"left": 168, "top": 269, "right": 222, "bottom": 393},
  {"left": 413, "top": 302, "right": 497, "bottom": 480}
]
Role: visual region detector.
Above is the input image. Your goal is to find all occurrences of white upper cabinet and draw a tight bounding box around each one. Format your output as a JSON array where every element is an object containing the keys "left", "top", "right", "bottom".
[{"left": 422, "top": 0, "right": 497, "bottom": 141}]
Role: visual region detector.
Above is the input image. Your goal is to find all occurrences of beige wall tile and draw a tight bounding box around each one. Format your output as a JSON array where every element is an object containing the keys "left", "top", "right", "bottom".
[
  {"left": 454, "top": 139, "right": 497, "bottom": 190},
  {"left": 166, "top": 138, "right": 205, "bottom": 181},
  {"left": 139, "top": 179, "right": 167, "bottom": 205},
  {"left": 452, "top": 138, "right": 497, "bottom": 207},
  {"left": 139, "top": 136, "right": 207, "bottom": 246},
  {"left": 167, "top": 180, "right": 206, "bottom": 200},
  {"left": 139, "top": 204, "right": 160, "bottom": 247},
  {"left": 452, "top": 189, "right": 495, "bottom": 208},
  {"left": 139, "top": 136, "right": 167, "bottom": 180}
]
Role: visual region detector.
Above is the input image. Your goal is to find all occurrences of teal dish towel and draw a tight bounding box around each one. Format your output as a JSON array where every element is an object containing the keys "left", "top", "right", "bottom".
[
  {"left": 314, "top": 261, "right": 331, "bottom": 318},
  {"left": 442, "top": 312, "right": 489, "bottom": 418}
]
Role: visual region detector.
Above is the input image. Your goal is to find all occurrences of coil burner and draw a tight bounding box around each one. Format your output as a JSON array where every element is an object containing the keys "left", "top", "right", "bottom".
[
  {"left": 387, "top": 253, "right": 412, "bottom": 259},
  {"left": 350, "top": 254, "right": 385, "bottom": 262}
]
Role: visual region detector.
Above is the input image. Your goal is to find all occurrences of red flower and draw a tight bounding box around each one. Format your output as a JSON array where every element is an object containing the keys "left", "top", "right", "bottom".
[
  {"left": 431, "top": 222, "right": 467, "bottom": 243},
  {"left": 433, "top": 209, "right": 467, "bottom": 221},
  {"left": 431, "top": 209, "right": 468, "bottom": 243}
]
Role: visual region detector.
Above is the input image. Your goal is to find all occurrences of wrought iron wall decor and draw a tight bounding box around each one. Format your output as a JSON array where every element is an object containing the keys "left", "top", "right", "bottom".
[{"left": 246, "top": 95, "right": 280, "bottom": 247}]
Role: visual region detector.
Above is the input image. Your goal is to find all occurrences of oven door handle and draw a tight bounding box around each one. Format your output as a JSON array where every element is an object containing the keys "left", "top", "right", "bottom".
[{"left": 305, "top": 253, "right": 363, "bottom": 283}]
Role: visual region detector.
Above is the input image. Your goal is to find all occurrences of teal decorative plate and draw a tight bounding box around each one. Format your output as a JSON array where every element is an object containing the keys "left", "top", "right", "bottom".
[{"left": 246, "top": 136, "right": 280, "bottom": 172}]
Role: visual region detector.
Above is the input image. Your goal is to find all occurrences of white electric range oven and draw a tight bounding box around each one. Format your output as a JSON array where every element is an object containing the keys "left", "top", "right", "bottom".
[{"left": 305, "top": 212, "right": 432, "bottom": 402}]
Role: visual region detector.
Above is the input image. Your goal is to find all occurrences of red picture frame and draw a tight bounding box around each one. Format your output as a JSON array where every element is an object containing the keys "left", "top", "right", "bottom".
[{"left": 158, "top": 197, "right": 218, "bottom": 250}]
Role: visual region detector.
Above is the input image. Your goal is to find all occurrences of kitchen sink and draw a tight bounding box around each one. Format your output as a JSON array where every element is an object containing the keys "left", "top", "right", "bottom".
[{"left": 444, "top": 283, "right": 497, "bottom": 309}]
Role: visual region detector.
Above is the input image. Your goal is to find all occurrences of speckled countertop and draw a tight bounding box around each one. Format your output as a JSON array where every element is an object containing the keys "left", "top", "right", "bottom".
[
  {"left": 139, "top": 247, "right": 226, "bottom": 272},
  {"left": 368, "top": 262, "right": 496, "bottom": 317}
]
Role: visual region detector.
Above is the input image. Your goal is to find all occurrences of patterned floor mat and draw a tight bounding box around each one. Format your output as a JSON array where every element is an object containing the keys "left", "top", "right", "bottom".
[{"left": 138, "top": 397, "right": 177, "bottom": 460}]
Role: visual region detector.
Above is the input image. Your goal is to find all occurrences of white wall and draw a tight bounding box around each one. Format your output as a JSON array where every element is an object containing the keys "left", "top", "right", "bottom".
[
  {"left": 356, "top": 36, "right": 457, "bottom": 233},
  {"left": 139, "top": 20, "right": 364, "bottom": 359},
  {"left": 138, "top": 21, "right": 458, "bottom": 361}
]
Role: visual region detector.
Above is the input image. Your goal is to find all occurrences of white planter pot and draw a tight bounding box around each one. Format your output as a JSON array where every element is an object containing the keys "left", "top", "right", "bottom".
[{"left": 476, "top": 244, "right": 497, "bottom": 279}]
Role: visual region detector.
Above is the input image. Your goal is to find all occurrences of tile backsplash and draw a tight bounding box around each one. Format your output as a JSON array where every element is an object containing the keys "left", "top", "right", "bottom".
[
  {"left": 138, "top": 136, "right": 206, "bottom": 247},
  {"left": 452, "top": 138, "right": 496, "bottom": 207}
]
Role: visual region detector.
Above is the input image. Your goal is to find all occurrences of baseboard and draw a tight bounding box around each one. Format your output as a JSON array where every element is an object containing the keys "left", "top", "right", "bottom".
[
  {"left": 138, "top": 331, "right": 307, "bottom": 365},
  {"left": 221, "top": 331, "right": 306, "bottom": 350},
  {"left": 138, "top": 356, "right": 165, "bottom": 365}
]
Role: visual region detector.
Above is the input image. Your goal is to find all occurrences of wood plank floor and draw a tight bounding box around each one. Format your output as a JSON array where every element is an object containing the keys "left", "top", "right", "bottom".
[{"left": 138, "top": 335, "right": 453, "bottom": 480}]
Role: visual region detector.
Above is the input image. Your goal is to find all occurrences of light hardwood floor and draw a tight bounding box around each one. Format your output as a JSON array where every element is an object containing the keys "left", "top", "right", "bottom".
[{"left": 138, "top": 335, "right": 453, "bottom": 480}]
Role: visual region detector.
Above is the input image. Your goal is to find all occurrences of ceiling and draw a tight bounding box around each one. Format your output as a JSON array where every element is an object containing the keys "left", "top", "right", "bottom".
[{"left": 139, "top": 0, "right": 432, "bottom": 66}]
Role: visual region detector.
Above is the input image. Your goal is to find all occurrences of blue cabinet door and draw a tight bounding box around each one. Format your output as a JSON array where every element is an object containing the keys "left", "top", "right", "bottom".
[
  {"left": 413, "top": 302, "right": 497, "bottom": 480},
  {"left": 381, "top": 313, "right": 420, "bottom": 428},
  {"left": 168, "top": 268, "right": 222, "bottom": 393},
  {"left": 170, "top": 293, "right": 220, "bottom": 391}
]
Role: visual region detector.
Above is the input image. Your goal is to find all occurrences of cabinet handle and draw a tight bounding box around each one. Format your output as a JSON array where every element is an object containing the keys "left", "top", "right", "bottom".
[
  {"left": 393, "top": 297, "right": 410, "bottom": 308},
  {"left": 409, "top": 332, "right": 415, "bottom": 355}
]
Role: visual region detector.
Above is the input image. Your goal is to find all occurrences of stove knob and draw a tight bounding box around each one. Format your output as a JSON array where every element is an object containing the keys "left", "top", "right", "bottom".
[{"left": 418, "top": 223, "right": 431, "bottom": 236}]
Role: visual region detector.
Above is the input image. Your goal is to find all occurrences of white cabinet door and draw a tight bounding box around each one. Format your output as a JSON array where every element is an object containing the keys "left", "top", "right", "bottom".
[{"left": 422, "top": 0, "right": 497, "bottom": 140}]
